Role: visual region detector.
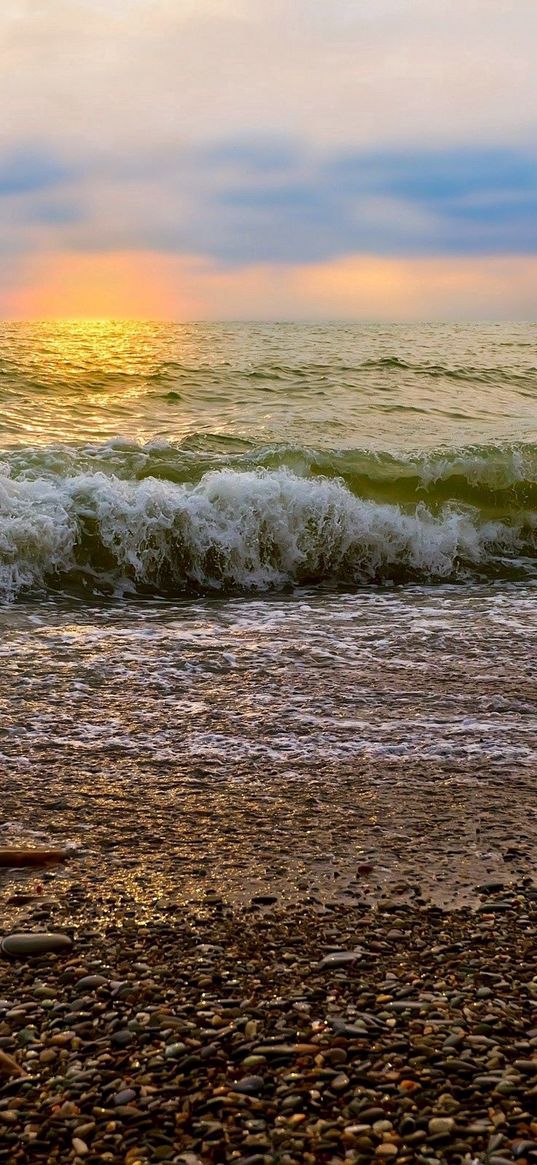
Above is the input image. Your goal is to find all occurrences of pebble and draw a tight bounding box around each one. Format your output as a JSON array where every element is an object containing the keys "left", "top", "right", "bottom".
[
  {"left": 0, "top": 1111, "right": 18, "bottom": 1124},
  {"left": 230, "top": 1076, "right": 265, "bottom": 1095},
  {"left": 110, "top": 1029, "right": 133, "bottom": 1047},
  {"left": 328, "top": 1017, "right": 371, "bottom": 1037},
  {"left": 1, "top": 932, "right": 73, "bottom": 958},
  {"left": 253, "top": 1043, "right": 317, "bottom": 1057},
  {"left": 428, "top": 1116, "right": 456, "bottom": 1136},
  {"left": 75, "top": 974, "right": 108, "bottom": 990},
  {"left": 0, "top": 884, "right": 536, "bottom": 1165},
  {"left": 164, "top": 1042, "right": 187, "bottom": 1058},
  {"left": 71, "top": 1139, "right": 88, "bottom": 1156},
  {"left": 114, "top": 1088, "right": 136, "bottom": 1105},
  {"left": 39, "top": 1048, "right": 57, "bottom": 1063},
  {"left": 477, "top": 901, "right": 514, "bottom": 913},
  {"left": 331, "top": 1073, "right": 350, "bottom": 1091},
  {"left": 319, "top": 950, "right": 361, "bottom": 969}
]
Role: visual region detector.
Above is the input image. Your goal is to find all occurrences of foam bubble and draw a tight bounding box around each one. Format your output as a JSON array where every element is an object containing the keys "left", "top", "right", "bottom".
[{"left": 0, "top": 467, "right": 535, "bottom": 600}]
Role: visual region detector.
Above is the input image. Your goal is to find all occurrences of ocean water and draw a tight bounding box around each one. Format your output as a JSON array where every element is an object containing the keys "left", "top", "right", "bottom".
[{"left": 1, "top": 321, "right": 536, "bottom": 906}]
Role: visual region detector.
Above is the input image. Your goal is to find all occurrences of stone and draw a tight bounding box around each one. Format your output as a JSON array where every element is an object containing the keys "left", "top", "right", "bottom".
[
  {"left": 387, "top": 1000, "right": 425, "bottom": 1012},
  {"left": 39, "top": 1048, "right": 57, "bottom": 1064},
  {"left": 1, "top": 933, "right": 73, "bottom": 958},
  {"left": 72, "top": 1139, "right": 88, "bottom": 1156},
  {"left": 114, "top": 1089, "right": 136, "bottom": 1106},
  {"left": 328, "top": 1017, "right": 371, "bottom": 1037},
  {"left": 18, "top": 1028, "right": 37, "bottom": 1046},
  {"left": 356, "top": 1108, "right": 387, "bottom": 1123},
  {"left": 75, "top": 975, "right": 108, "bottom": 991},
  {"left": 253, "top": 1044, "right": 317, "bottom": 1057},
  {"left": 164, "top": 1042, "right": 187, "bottom": 1059},
  {"left": 110, "top": 1029, "right": 133, "bottom": 1048},
  {"left": 319, "top": 950, "right": 362, "bottom": 969},
  {"left": 230, "top": 1076, "right": 264, "bottom": 1095},
  {"left": 0, "top": 848, "right": 68, "bottom": 867},
  {"left": 428, "top": 1117, "right": 455, "bottom": 1136},
  {"left": 331, "top": 1073, "right": 350, "bottom": 1091}
]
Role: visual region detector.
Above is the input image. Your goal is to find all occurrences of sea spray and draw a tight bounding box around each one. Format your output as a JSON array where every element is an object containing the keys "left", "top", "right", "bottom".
[{"left": 0, "top": 465, "right": 536, "bottom": 600}]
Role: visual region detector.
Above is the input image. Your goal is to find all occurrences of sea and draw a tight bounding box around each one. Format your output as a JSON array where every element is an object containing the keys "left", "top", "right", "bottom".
[{"left": 1, "top": 320, "right": 536, "bottom": 912}]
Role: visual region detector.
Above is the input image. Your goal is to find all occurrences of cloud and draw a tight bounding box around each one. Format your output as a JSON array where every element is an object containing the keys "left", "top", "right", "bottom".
[
  {"left": 2, "top": 0, "right": 537, "bottom": 159},
  {"left": 1, "top": 139, "right": 536, "bottom": 266},
  {"left": 0, "top": 149, "right": 72, "bottom": 196},
  {"left": 1, "top": 1, "right": 536, "bottom": 317}
]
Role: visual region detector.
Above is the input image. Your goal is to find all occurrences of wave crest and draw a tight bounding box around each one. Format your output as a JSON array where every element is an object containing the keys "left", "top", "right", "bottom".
[{"left": 0, "top": 466, "right": 535, "bottom": 600}]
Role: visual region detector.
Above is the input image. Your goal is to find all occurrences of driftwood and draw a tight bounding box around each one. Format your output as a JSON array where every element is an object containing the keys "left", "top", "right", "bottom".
[
  {"left": 0, "top": 1050, "right": 24, "bottom": 1077},
  {"left": 0, "top": 849, "right": 69, "bottom": 868}
]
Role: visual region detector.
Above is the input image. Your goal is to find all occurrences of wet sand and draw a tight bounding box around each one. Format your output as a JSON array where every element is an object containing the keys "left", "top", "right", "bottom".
[
  {"left": 1, "top": 755, "right": 537, "bottom": 932},
  {"left": 1, "top": 596, "right": 537, "bottom": 1161}
]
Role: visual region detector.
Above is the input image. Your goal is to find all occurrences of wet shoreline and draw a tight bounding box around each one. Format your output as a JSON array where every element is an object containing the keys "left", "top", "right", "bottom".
[{"left": 2, "top": 752, "right": 537, "bottom": 935}]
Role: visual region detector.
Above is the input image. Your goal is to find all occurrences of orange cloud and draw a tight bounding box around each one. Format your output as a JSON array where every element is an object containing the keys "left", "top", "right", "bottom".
[
  {"left": 7, "top": 250, "right": 197, "bottom": 321},
  {"left": 4, "top": 249, "right": 537, "bottom": 321},
  {"left": 185, "top": 253, "right": 537, "bottom": 320},
  {"left": 289, "top": 254, "right": 537, "bottom": 320}
]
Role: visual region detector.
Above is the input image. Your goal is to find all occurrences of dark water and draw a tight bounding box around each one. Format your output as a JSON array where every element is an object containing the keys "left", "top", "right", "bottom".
[{"left": 1, "top": 321, "right": 536, "bottom": 908}]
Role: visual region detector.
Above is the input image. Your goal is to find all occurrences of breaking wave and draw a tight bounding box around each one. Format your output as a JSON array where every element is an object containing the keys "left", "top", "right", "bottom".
[{"left": 1, "top": 442, "right": 537, "bottom": 600}]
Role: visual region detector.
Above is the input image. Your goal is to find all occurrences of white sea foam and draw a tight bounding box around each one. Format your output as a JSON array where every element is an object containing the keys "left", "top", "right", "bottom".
[{"left": 0, "top": 467, "right": 535, "bottom": 600}]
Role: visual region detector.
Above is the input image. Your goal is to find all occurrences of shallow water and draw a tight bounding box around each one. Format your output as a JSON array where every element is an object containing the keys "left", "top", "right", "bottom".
[
  {"left": 0, "top": 322, "right": 536, "bottom": 911},
  {"left": 2, "top": 585, "right": 536, "bottom": 768},
  {"left": 1, "top": 584, "right": 536, "bottom": 914}
]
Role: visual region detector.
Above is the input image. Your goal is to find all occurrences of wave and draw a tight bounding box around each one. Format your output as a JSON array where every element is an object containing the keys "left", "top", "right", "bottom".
[
  {"left": 4, "top": 436, "right": 536, "bottom": 506},
  {"left": 147, "top": 355, "right": 537, "bottom": 391},
  {"left": 357, "top": 356, "right": 537, "bottom": 385},
  {"left": 0, "top": 457, "right": 536, "bottom": 600},
  {"left": 153, "top": 355, "right": 537, "bottom": 385},
  {"left": 6, "top": 352, "right": 526, "bottom": 393}
]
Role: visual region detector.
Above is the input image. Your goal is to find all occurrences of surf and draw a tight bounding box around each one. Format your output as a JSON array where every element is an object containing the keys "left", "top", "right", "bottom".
[{"left": 0, "top": 457, "right": 536, "bottom": 600}]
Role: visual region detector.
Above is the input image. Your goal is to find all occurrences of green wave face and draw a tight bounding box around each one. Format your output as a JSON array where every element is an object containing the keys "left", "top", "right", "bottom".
[
  {"left": 3, "top": 434, "right": 537, "bottom": 507},
  {"left": 0, "top": 439, "right": 536, "bottom": 600}
]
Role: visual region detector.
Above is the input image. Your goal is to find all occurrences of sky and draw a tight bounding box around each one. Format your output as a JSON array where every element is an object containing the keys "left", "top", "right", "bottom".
[{"left": 1, "top": 0, "right": 536, "bottom": 320}]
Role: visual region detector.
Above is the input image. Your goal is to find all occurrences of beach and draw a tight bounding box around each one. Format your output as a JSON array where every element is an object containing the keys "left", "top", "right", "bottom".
[
  {"left": 2, "top": 578, "right": 537, "bottom": 925},
  {"left": 2, "top": 730, "right": 537, "bottom": 1163},
  {"left": 3, "top": 0, "right": 537, "bottom": 1153},
  {"left": 1, "top": 884, "right": 537, "bottom": 1164},
  {"left": 1, "top": 320, "right": 537, "bottom": 1160}
]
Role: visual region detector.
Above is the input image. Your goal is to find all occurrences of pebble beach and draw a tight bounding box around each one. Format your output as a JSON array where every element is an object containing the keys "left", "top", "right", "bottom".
[{"left": 1, "top": 873, "right": 537, "bottom": 1165}]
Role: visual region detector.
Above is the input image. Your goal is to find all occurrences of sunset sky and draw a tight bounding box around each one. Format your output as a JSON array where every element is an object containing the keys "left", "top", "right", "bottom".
[{"left": 1, "top": 0, "right": 536, "bottom": 320}]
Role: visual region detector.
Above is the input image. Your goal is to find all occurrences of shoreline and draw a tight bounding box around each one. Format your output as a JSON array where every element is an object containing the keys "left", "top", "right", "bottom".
[
  {"left": 1, "top": 884, "right": 537, "bottom": 1163},
  {"left": 2, "top": 756, "right": 537, "bottom": 931}
]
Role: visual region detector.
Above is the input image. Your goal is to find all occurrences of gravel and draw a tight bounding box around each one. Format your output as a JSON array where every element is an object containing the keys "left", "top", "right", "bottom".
[{"left": 0, "top": 883, "right": 537, "bottom": 1162}]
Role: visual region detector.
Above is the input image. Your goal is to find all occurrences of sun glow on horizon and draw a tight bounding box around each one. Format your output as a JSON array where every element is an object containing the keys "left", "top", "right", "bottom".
[
  {"left": 3, "top": 249, "right": 537, "bottom": 324},
  {"left": 6, "top": 251, "right": 194, "bottom": 322}
]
